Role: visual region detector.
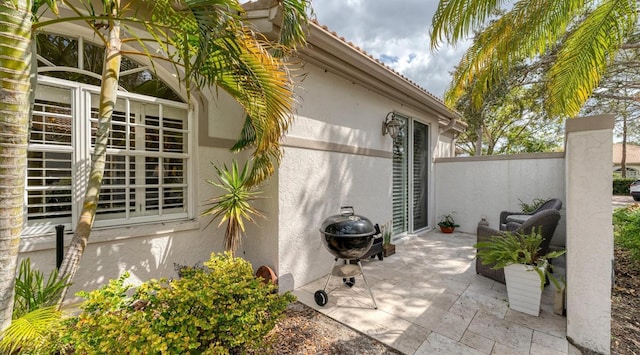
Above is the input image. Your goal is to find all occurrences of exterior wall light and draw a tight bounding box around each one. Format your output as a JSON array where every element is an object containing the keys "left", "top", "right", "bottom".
[{"left": 382, "top": 112, "right": 403, "bottom": 140}]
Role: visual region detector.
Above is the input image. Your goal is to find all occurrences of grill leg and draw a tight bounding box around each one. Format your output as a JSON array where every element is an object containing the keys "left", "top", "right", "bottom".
[
  {"left": 322, "top": 258, "right": 340, "bottom": 291},
  {"left": 357, "top": 260, "right": 377, "bottom": 309}
]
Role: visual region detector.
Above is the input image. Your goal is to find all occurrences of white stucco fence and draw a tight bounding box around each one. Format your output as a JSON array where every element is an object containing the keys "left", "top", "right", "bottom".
[{"left": 434, "top": 153, "right": 567, "bottom": 247}]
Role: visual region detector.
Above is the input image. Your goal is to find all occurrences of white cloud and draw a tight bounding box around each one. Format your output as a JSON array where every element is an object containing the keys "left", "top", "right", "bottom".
[{"left": 311, "top": 0, "right": 469, "bottom": 99}]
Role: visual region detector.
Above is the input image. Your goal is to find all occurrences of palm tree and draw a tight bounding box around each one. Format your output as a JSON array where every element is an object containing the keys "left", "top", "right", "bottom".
[
  {"left": 0, "top": 0, "right": 34, "bottom": 333},
  {"left": 430, "top": 0, "right": 638, "bottom": 117},
  {"left": 47, "top": 0, "right": 311, "bottom": 304}
]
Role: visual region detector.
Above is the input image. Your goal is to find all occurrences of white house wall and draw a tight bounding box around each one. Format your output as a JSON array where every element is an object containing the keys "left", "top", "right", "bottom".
[
  {"left": 20, "top": 222, "right": 209, "bottom": 304},
  {"left": 277, "top": 64, "right": 445, "bottom": 291}
]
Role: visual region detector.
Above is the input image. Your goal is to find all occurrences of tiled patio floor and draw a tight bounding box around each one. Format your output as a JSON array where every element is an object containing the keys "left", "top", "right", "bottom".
[{"left": 293, "top": 231, "right": 568, "bottom": 354}]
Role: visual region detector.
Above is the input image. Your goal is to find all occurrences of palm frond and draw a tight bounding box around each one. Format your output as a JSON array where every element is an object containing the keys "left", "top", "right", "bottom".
[
  {"left": 430, "top": 0, "right": 503, "bottom": 49},
  {"left": 547, "top": 0, "right": 637, "bottom": 116},
  {"left": 444, "top": 0, "right": 591, "bottom": 110},
  {"left": 275, "top": 0, "right": 311, "bottom": 54},
  {"left": 0, "top": 306, "right": 62, "bottom": 354}
]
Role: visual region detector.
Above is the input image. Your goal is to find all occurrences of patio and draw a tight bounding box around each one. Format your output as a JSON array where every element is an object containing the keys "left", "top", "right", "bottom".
[{"left": 293, "top": 230, "right": 568, "bottom": 354}]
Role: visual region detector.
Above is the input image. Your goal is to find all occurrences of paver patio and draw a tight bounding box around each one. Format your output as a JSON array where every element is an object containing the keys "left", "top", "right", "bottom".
[{"left": 294, "top": 231, "right": 568, "bottom": 354}]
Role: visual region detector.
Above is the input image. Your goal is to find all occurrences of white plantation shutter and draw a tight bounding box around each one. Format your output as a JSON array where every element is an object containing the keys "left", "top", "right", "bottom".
[{"left": 25, "top": 78, "right": 190, "bottom": 234}]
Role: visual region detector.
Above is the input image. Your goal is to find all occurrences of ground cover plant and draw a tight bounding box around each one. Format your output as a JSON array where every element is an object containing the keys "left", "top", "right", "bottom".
[
  {"left": 613, "top": 204, "right": 640, "bottom": 262},
  {"left": 612, "top": 203, "right": 640, "bottom": 353},
  {"left": 46, "top": 253, "right": 294, "bottom": 354}
]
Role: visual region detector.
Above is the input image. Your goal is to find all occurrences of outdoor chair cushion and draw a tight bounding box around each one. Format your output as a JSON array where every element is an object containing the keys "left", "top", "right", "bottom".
[
  {"left": 499, "top": 198, "right": 562, "bottom": 230},
  {"left": 476, "top": 209, "right": 561, "bottom": 284}
]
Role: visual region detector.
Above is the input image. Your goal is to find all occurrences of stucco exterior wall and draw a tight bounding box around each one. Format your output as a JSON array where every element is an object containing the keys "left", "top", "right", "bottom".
[
  {"left": 277, "top": 65, "right": 447, "bottom": 290},
  {"left": 565, "top": 116, "right": 614, "bottom": 354},
  {"left": 19, "top": 222, "right": 210, "bottom": 304},
  {"left": 277, "top": 148, "right": 391, "bottom": 291},
  {"left": 434, "top": 153, "right": 567, "bottom": 246}
]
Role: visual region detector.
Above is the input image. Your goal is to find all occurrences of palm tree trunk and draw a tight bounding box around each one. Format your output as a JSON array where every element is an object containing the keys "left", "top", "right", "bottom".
[
  {"left": 475, "top": 121, "right": 483, "bottom": 156},
  {"left": 621, "top": 103, "right": 628, "bottom": 178},
  {"left": 57, "top": 5, "right": 122, "bottom": 305},
  {"left": 0, "top": 0, "right": 32, "bottom": 330}
]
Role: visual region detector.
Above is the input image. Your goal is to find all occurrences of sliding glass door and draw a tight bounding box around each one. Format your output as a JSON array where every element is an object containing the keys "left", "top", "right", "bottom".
[{"left": 392, "top": 116, "right": 430, "bottom": 235}]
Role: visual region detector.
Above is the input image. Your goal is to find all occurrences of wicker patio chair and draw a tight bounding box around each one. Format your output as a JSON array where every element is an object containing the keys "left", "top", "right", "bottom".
[
  {"left": 476, "top": 209, "right": 561, "bottom": 284},
  {"left": 499, "top": 198, "right": 563, "bottom": 230}
]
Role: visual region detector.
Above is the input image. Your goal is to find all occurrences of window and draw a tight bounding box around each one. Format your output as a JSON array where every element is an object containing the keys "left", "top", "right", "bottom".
[
  {"left": 614, "top": 168, "right": 639, "bottom": 179},
  {"left": 25, "top": 32, "right": 191, "bottom": 235}
]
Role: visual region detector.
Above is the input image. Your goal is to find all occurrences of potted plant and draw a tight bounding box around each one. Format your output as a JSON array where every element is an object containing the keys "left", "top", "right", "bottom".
[
  {"left": 474, "top": 229, "right": 566, "bottom": 316},
  {"left": 437, "top": 212, "right": 460, "bottom": 233},
  {"left": 381, "top": 221, "right": 395, "bottom": 257}
]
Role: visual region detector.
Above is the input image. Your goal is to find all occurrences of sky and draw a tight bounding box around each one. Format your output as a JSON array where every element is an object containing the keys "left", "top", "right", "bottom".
[{"left": 311, "top": 0, "right": 471, "bottom": 99}]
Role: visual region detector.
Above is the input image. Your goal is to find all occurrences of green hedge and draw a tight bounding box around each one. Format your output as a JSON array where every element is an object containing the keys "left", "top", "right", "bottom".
[{"left": 613, "top": 177, "right": 636, "bottom": 195}]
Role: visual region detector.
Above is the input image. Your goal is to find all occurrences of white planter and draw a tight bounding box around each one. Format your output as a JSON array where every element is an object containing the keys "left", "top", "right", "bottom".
[{"left": 504, "top": 264, "right": 544, "bottom": 316}]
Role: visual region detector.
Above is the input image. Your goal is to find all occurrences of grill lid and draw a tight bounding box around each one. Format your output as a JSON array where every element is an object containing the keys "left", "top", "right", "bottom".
[{"left": 320, "top": 206, "right": 375, "bottom": 237}]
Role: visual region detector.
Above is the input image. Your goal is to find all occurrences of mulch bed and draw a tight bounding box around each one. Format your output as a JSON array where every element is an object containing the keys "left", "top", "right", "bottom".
[
  {"left": 612, "top": 248, "right": 640, "bottom": 354},
  {"left": 260, "top": 302, "right": 401, "bottom": 354}
]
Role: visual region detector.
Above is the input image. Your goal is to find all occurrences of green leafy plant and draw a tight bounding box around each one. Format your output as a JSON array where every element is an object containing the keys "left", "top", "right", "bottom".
[
  {"left": 61, "top": 253, "right": 294, "bottom": 354},
  {"left": 474, "top": 230, "right": 566, "bottom": 289},
  {"left": 201, "top": 160, "right": 265, "bottom": 255},
  {"left": 380, "top": 220, "right": 393, "bottom": 245},
  {"left": 613, "top": 204, "right": 640, "bottom": 262},
  {"left": 437, "top": 212, "right": 460, "bottom": 228},
  {"left": 13, "top": 258, "right": 71, "bottom": 318},
  {"left": 518, "top": 198, "right": 548, "bottom": 213},
  {"left": 0, "top": 259, "right": 70, "bottom": 354}
]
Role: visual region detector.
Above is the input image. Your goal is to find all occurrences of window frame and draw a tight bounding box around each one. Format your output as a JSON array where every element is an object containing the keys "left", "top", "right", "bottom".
[{"left": 24, "top": 75, "right": 194, "bottom": 236}]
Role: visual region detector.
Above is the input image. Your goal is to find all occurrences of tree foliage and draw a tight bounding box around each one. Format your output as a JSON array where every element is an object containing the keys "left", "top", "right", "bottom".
[
  {"left": 451, "top": 45, "right": 563, "bottom": 155},
  {"left": 431, "top": 0, "right": 638, "bottom": 118}
]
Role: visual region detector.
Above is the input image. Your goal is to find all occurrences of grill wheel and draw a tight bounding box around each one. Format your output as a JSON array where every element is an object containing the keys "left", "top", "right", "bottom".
[{"left": 314, "top": 290, "right": 328, "bottom": 306}]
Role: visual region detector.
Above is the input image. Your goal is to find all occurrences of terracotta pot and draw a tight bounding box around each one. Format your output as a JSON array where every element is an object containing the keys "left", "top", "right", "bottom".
[
  {"left": 256, "top": 265, "right": 278, "bottom": 285},
  {"left": 439, "top": 226, "right": 455, "bottom": 233}
]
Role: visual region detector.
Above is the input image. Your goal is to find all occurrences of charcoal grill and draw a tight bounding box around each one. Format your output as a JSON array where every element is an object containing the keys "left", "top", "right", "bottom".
[{"left": 314, "top": 206, "right": 378, "bottom": 309}]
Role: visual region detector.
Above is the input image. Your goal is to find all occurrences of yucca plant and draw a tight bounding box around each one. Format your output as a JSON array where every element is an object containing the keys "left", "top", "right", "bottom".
[{"left": 201, "top": 160, "right": 265, "bottom": 255}]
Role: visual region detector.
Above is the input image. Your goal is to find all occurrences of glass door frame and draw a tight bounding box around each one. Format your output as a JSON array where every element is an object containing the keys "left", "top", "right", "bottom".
[{"left": 392, "top": 114, "right": 432, "bottom": 239}]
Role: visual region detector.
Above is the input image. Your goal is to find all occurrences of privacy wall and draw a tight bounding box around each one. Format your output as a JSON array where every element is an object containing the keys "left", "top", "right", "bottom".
[{"left": 434, "top": 153, "right": 566, "bottom": 246}]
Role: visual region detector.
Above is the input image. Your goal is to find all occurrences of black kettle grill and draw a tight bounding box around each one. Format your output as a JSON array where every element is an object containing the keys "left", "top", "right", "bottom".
[{"left": 314, "top": 206, "right": 379, "bottom": 309}]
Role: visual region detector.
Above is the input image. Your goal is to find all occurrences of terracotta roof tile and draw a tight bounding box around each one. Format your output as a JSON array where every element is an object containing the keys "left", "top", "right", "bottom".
[
  {"left": 310, "top": 19, "right": 446, "bottom": 105},
  {"left": 613, "top": 144, "right": 640, "bottom": 164}
]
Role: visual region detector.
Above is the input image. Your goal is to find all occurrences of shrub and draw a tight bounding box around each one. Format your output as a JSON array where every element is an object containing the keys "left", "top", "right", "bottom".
[
  {"left": 613, "top": 204, "right": 640, "bottom": 262},
  {"left": 613, "top": 177, "right": 636, "bottom": 195},
  {"left": 61, "top": 253, "right": 294, "bottom": 354}
]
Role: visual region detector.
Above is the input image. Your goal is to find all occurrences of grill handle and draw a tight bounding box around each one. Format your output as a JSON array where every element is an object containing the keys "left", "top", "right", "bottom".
[{"left": 340, "top": 206, "right": 354, "bottom": 216}]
